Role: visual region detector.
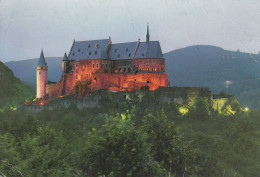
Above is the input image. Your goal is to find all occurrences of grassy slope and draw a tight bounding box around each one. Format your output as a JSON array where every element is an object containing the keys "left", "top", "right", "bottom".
[{"left": 0, "top": 61, "right": 34, "bottom": 108}]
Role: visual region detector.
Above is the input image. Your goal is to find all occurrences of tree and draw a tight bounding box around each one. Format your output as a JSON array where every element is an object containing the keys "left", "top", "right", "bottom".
[
  {"left": 79, "top": 115, "right": 164, "bottom": 177},
  {"left": 142, "top": 109, "right": 200, "bottom": 176}
]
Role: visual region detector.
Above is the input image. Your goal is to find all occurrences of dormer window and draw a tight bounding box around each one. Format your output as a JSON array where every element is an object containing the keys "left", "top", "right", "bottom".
[{"left": 95, "top": 44, "right": 99, "bottom": 48}]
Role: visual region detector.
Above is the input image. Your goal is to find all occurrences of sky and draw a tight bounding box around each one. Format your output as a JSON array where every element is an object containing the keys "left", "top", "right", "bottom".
[{"left": 0, "top": 0, "right": 260, "bottom": 62}]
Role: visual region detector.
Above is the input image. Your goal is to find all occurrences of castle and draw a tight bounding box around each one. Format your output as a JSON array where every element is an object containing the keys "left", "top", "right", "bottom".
[{"left": 36, "top": 25, "right": 168, "bottom": 99}]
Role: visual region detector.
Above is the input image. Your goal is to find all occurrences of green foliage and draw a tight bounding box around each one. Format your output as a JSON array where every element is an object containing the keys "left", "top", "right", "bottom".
[
  {"left": 0, "top": 100, "right": 259, "bottom": 177},
  {"left": 0, "top": 61, "right": 34, "bottom": 109}
]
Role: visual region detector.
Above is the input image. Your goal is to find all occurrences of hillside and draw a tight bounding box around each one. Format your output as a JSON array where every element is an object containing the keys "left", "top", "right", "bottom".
[
  {"left": 5, "top": 57, "right": 62, "bottom": 89},
  {"left": 164, "top": 45, "right": 260, "bottom": 109},
  {"left": 0, "top": 61, "right": 34, "bottom": 108}
]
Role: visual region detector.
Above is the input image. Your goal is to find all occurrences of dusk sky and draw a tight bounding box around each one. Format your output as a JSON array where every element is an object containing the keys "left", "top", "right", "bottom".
[{"left": 0, "top": 0, "right": 259, "bottom": 62}]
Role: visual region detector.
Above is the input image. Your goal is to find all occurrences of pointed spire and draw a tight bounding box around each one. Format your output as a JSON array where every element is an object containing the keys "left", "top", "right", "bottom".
[
  {"left": 146, "top": 23, "right": 150, "bottom": 43},
  {"left": 37, "top": 49, "right": 47, "bottom": 67},
  {"left": 62, "top": 52, "right": 68, "bottom": 61}
]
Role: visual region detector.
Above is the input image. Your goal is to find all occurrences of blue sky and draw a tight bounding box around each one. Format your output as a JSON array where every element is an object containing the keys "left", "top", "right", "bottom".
[{"left": 0, "top": 0, "right": 259, "bottom": 62}]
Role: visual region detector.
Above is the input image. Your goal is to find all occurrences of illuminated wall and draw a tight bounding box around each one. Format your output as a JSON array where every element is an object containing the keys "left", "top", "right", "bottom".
[
  {"left": 46, "top": 57, "right": 168, "bottom": 98},
  {"left": 36, "top": 66, "right": 47, "bottom": 98}
]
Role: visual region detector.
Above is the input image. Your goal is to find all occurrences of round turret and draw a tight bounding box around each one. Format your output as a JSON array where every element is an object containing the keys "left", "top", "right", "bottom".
[{"left": 36, "top": 50, "right": 48, "bottom": 98}]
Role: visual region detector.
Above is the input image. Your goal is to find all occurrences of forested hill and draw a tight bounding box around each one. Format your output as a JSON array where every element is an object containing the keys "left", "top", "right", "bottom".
[
  {"left": 0, "top": 61, "right": 34, "bottom": 108},
  {"left": 164, "top": 45, "right": 260, "bottom": 109}
]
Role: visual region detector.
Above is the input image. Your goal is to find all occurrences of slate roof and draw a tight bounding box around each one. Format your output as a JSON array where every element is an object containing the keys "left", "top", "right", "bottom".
[
  {"left": 68, "top": 39, "right": 163, "bottom": 61},
  {"left": 37, "top": 50, "right": 47, "bottom": 67},
  {"left": 62, "top": 52, "right": 68, "bottom": 60},
  {"left": 68, "top": 39, "right": 110, "bottom": 60}
]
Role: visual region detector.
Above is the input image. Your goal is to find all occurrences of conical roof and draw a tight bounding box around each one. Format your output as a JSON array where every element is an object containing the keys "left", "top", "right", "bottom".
[
  {"left": 37, "top": 50, "right": 47, "bottom": 67},
  {"left": 62, "top": 52, "right": 68, "bottom": 60}
]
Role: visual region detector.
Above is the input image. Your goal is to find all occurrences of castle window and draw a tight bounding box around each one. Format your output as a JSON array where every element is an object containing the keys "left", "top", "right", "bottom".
[
  {"left": 94, "top": 77, "right": 97, "bottom": 80},
  {"left": 93, "top": 64, "right": 95, "bottom": 68},
  {"left": 88, "top": 44, "right": 91, "bottom": 48},
  {"left": 96, "top": 64, "right": 99, "bottom": 68},
  {"left": 95, "top": 51, "right": 97, "bottom": 55},
  {"left": 78, "top": 49, "right": 80, "bottom": 52},
  {"left": 89, "top": 52, "right": 92, "bottom": 55},
  {"left": 95, "top": 44, "right": 99, "bottom": 48},
  {"left": 118, "top": 54, "right": 120, "bottom": 58}
]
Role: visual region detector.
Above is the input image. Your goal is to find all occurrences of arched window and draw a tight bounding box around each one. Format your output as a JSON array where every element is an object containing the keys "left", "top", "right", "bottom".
[{"left": 96, "top": 64, "right": 99, "bottom": 68}]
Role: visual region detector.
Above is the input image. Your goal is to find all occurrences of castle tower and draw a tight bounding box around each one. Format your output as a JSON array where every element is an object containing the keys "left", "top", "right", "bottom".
[
  {"left": 36, "top": 50, "right": 48, "bottom": 98},
  {"left": 146, "top": 23, "right": 150, "bottom": 43},
  {"left": 62, "top": 52, "right": 68, "bottom": 73}
]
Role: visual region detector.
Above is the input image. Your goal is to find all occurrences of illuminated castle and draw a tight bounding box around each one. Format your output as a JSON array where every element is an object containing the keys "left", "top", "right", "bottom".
[{"left": 36, "top": 25, "right": 168, "bottom": 99}]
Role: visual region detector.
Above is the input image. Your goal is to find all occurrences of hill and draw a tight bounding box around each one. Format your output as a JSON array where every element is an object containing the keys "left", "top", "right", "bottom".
[
  {"left": 164, "top": 45, "right": 260, "bottom": 109},
  {"left": 5, "top": 57, "right": 62, "bottom": 89},
  {"left": 0, "top": 61, "right": 34, "bottom": 108}
]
